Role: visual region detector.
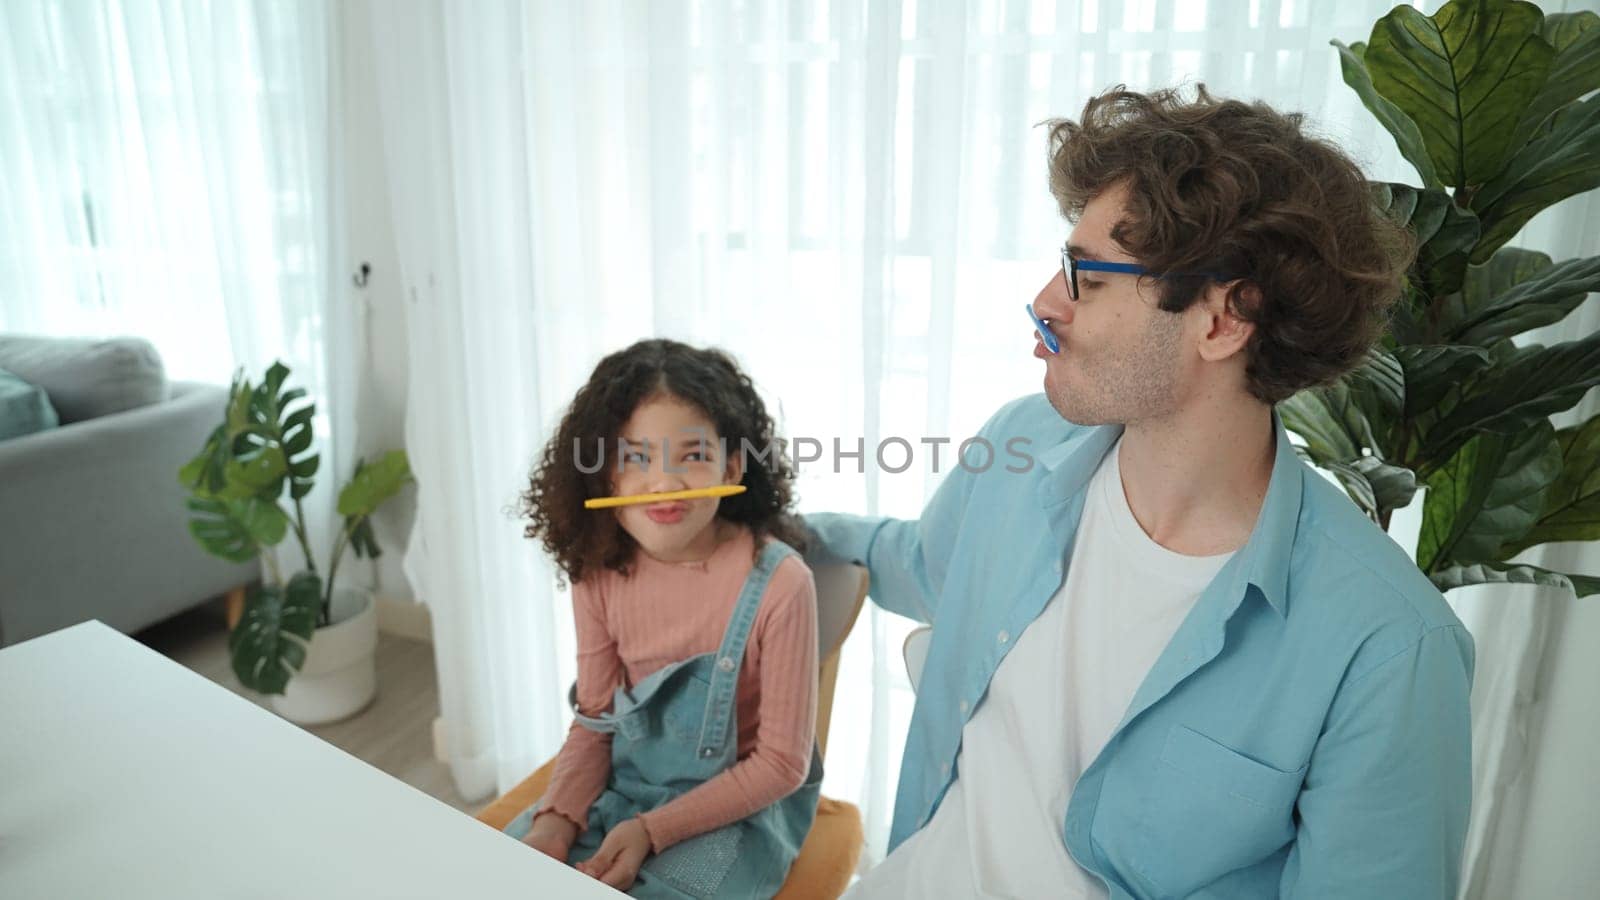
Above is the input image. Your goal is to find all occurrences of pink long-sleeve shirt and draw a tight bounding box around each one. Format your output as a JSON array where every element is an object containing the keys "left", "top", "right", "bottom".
[{"left": 536, "top": 527, "right": 819, "bottom": 853}]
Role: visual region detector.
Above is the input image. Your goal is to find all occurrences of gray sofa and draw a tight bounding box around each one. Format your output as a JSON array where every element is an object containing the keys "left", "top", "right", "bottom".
[{"left": 0, "top": 335, "right": 258, "bottom": 646}]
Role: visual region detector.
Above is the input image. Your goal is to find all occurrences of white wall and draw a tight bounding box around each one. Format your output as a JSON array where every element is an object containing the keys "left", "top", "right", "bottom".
[{"left": 340, "top": 0, "right": 415, "bottom": 607}]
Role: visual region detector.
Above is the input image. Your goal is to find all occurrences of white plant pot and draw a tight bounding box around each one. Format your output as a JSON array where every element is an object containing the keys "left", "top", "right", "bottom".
[{"left": 269, "top": 588, "right": 378, "bottom": 726}]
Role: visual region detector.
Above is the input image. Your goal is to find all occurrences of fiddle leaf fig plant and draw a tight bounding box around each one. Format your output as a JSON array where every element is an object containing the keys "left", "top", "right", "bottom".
[
  {"left": 179, "top": 361, "right": 414, "bottom": 693},
  {"left": 1290, "top": 0, "right": 1600, "bottom": 598}
]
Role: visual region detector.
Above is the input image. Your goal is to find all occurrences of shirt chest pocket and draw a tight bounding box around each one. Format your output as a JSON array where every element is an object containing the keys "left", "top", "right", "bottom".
[{"left": 1129, "top": 724, "right": 1307, "bottom": 895}]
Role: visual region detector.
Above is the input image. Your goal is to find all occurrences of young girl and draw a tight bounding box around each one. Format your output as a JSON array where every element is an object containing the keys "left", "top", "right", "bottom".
[{"left": 507, "top": 339, "right": 822, "bottom": 898}]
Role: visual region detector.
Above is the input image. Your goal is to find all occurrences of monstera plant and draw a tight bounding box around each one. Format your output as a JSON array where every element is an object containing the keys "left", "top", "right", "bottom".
[
  {"left": 179, "top": 361, "right": 414, "bottom": 693},
  {"left": 1285, "top": 0, "right": 1600, "bottom": 597}
]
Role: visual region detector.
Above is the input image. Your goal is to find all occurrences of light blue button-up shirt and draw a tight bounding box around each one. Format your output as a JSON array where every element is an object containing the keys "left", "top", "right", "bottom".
[{"left": 806, "top": 394, "right": 1473, "bottom": 899}]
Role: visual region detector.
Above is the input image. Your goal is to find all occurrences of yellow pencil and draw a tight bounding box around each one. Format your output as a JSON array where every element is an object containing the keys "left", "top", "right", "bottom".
[{"left": 584, "top": 484, "right": 748, "bottom": 509}]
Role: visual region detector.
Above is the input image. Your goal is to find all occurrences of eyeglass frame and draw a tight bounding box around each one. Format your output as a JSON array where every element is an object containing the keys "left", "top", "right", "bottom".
[{"left": 1060, "top": 245, "right": 1232, "bottom": 302}]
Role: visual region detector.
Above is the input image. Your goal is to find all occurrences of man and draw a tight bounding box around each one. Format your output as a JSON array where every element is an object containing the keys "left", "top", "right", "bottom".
[{"left": 806, "top": 85, "right": 1473, "bottom": 898}]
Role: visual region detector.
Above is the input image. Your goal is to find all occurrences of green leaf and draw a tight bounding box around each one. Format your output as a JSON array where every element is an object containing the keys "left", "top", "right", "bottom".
[
  {"left": 1363, "top": 457, "right": 1422, "bottom": 513},
  {"left": 225, "top": 375, "right": 255, "bottom": 439},
  {"left": 283, "top": 427, "right": 313, "bottom": 457},
  {"left": 1364, "top": 0, "right": 1554, "bottom": 191},
  {"left": 337, "top": 450, "right": 413, "bottom": 517},
  {"left": 347, "top": 515, "right": 382, "bottom": 560},
  {"left": 1372, "top": 184, "right": 1479, "bottom": 317},
  {"left": 228, "top": 572, "right": 321, "bottom": 694},
  {"left": 1470, "top": 94, "right": 1600, "bottom": 262},
  {"left": 283, "top": 403, "right": 315, "bottom": 433},
  {"left": 219, "top": 447, "right": 288, "bottom": 502},
  {"left": 185, "top": 496, "right": 288, "bottom": 561},
  {"left": 186, "top": 497, "right": 258, "bottom": 562},
  {"left": 1371, "top": 185, "right": 1433, "bottom": 345},
  {"left": 233, "top": 497, "right": 289, "bottom": 547},
  {"left": 1419, "top": 330, "right": 1600, "bottom": 466},
  {"left": 1417, "top": 422, "right": 1562, "bottom": 572},
  {"left": 178, "top": 452, "right": 205, "bottom": 491},
  {"left": 249, "top": 381, "right": 282, "bottom": 431},
  {"left": 1321, "top": 455, "right": 1420, "bottom": 520},
  {"left": 1333, "top": 39, "right": 1441, "bottom": 187},
  {"left": 1546, "top": 11, "right": 1600, "bottom": 52},
  {"left": 1501, "top": 412, "right": 1600, "bottom": 556},
  {"left": 1440, "top": 246, "right": 1552, "bottom": 343},
  {"left": 1281, "top": 356, "right": 1412, "bottom": 521},
  {"left": 1339, "top": 348, "right": 1406, "bottom": 456},
  {"left": 1348, "top": 347, "right": 1406, "bottom": 420},
  {"left": 282, "top": 404, "right": 315, "bottom": 456},
  {"left": 1297, "top": 445, "right": 1376, "bottom": 517},
  {"left": 1514, "top": 11, "right": 1600, "bottom": 137},
  {"left": 179, "top": 423, "right": 230, "bottom": 494},
  {"left": 1431, "top": 561, "right": 1600, "bottom": 597},
  {"left": 278, "top": 400, "right": 318, "bottom": 500},
  {"left": 1387, "top": 284, "right": 1435, "bottom": 347},
  {"left": 1393, "top": 345, "right": 1493, "bottom": 419},
  {"left": 1411, "top": 188, "right": 1481, "bottom": 296},
  {"left": 289, "top": 453, "right": 321, "bottom": 500},
  {"left": 1281, "top": 391, "right": 1360, "bottom": 464},
  {"left": 1446, "top": 252, "right": 1600, "bottom": 345},
  {"left": 1282, "top": 352, "right": 1405, "bottom": 466},
  {"left": 263, "top": 361, "right": 291, "bottom": 401}
]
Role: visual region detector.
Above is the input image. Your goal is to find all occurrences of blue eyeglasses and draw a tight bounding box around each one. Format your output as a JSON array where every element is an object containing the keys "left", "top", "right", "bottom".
[{"left": 1060, "top": 245, "right": 1228, "bottom": 301}]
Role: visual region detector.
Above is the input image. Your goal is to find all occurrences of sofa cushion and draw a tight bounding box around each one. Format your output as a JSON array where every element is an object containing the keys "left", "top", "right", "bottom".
[
  {"left": 0, "top": 335, "right": 167, "bottom": 424},
  {"left": 0, "top": 366, "right": 61, "bottom": 441}
]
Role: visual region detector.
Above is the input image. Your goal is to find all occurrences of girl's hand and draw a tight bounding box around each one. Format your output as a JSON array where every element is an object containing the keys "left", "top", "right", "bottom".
[
  {"left": 523, "top": 811, "right": 579, "bottom": 862},
  {"left": 575, "top": 817, "right": 652, "bottom": 891}
]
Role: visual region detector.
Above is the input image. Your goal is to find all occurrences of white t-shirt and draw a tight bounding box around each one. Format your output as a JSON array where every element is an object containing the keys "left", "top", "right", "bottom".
[{"left": 848, "top": 439, "right": 1235, "bottom": 899}]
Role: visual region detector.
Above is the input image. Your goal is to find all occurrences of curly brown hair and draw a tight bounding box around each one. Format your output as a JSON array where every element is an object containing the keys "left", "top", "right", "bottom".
[
  {"left": 520, "top": 339, "right": 807, "bottom": 585},
  {"left": 1046, "top": 84, "right": 1415, "bottom": 404}
]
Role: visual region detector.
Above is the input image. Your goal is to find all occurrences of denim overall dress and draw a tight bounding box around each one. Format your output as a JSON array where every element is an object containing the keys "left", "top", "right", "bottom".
[{"left": 505, "top": 539, "right": 824, "bottom": 899}]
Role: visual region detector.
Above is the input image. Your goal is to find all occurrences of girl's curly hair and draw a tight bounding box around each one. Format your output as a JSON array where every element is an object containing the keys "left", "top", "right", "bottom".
[
  {"left": 521, "top": 339, "right": 807, "bottom": 585},
  {"left": 1047, "top": 84, "right": 1416, "bottom": 404}
]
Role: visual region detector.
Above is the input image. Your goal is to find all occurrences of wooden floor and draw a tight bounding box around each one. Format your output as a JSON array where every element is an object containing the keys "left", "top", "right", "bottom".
[{"left": 136, "top": 604, "right": 477, "bottom": 815}]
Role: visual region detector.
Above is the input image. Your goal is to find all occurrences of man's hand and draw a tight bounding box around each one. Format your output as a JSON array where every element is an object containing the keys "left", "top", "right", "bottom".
[
  {"left": 575, "top": 817, "right": 653, "bottom": 891},
  {"left": 522, "top": 810, "right": 580, "bottom": 863}
]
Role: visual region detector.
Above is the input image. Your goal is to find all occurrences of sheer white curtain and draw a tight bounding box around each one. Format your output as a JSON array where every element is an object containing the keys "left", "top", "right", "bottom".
[
  {"left": 364, "top": 0, "right": 1598, "bottom": 884},
  {"left": 362, "top": 0, "right": 567, "bottom": 801},
  {"left": 0, "top": 0, "right": 357, "bottom": 578}
]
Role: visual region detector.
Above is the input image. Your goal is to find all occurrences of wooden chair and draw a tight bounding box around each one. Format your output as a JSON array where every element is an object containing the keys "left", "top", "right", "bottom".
[{"left": 475, "top": 563, "right": 871, "bottom": 898}]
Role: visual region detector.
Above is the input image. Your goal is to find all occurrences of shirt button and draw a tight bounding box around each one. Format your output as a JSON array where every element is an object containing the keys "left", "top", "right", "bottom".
[
  {"left": 940, "top": 763, "right": 950, "bottom": 776},
  {"left": 959, "top": 700, "right": 970, "bottom": 714},
  {"left": 717, "top": 656, "right": 735, "bottom": 672},
  {"left": 701, "top": 747, "right": 715, "bottom": 758},
  {"left": 997, "top": 630, "right": 1009, "bottom": 644}
]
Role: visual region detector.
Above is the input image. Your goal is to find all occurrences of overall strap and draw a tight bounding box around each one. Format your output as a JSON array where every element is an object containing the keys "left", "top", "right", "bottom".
[
  {"left": 566, "top": 681, "right": 619, "bottom": 733},
  {"left": 695, "top": 539, "right": 797, "bottom": 759}
]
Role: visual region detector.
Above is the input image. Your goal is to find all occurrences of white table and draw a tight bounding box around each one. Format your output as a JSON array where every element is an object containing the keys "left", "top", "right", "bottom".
[{"left": 0, "top": 621, "right": 621, "bottom": 898}]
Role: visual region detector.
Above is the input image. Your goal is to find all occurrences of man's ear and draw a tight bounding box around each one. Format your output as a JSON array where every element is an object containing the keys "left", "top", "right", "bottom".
[{"left": 1195, "top": 281, "right": 1258, "bottom": 363}]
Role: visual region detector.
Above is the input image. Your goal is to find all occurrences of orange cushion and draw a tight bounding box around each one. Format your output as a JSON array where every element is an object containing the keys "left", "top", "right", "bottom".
[
  {"left": 773, "top": 796, "right": 863, "bottom": 899},
  {"left": 476, "top": 760, "right": 862, "bottom": 898}
]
